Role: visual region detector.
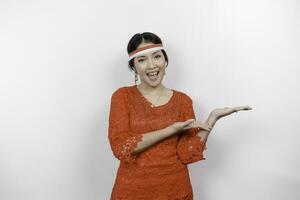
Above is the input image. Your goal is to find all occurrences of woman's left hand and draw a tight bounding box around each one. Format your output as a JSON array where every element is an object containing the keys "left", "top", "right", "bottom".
[
  {"left": 182, "top": 106, "right": 252, "bottom": 135},
  {"left": 211, "top": 106, "right": 252, "bottom": 120}
]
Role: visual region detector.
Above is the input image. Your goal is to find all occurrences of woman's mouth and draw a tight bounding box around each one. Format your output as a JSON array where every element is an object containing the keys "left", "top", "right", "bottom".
[{"left": 146, "top": 71, "right": 160, "bottom": 81}]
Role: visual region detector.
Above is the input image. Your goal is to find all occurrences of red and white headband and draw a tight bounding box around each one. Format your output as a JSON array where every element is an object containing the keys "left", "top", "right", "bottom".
[{"left": 128, "top": 43, "right": 164, "bottom": 61}]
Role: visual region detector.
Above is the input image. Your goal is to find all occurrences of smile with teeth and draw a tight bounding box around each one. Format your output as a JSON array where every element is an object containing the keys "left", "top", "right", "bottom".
[{"left": 146, "top": 71, "right": 160, "bottom": 81}]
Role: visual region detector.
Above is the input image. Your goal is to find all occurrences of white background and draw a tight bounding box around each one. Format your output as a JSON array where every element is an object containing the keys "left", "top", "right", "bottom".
[{"left": 0, "top": 0, "right": 299, "bottom": 199}]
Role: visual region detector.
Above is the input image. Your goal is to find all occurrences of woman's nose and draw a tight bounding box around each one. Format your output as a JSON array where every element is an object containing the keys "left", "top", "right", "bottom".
[{"left": 147, "top": 58, "right": 156, "bottom": 69}]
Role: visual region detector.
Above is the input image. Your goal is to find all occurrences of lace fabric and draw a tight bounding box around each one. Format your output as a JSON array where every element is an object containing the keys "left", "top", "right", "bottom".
[
  {"left": 176, "top": 95, "right": 207, "bottom": 164},
  {"left": 176, "top": 193, "right": 193, "bottom": 200},
  {"left": 108, "top": 85, "right": 207, "bottom": 200}
]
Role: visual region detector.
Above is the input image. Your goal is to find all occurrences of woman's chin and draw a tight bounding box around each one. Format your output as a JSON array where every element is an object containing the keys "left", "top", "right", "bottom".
[{"left": 149, "top": 77, "right": 163, "bottom": 85}]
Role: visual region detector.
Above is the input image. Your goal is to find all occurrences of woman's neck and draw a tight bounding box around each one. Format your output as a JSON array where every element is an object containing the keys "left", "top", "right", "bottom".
[{"left": 137, "top": 83, "right": 165, "bottom": 95}]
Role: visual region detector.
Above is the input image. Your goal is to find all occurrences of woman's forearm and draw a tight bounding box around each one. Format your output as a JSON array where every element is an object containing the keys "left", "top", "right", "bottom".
[
  {"left": 206, "top": 113, "right": 217, "bottom": 128},
  {"left": 133, "top": 126, "right": 176, "bottom": 154},
  {"left": 133, "top": 114, "right": 217, "bottom": 155},
  {"left": 196, "top": 114, "right": 217, "bottom": 143}
]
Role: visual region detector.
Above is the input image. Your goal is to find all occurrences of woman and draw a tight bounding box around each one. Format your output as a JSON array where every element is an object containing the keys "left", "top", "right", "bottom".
[{"left": 108, "top": 32, "right": 252, "bottom": 200}]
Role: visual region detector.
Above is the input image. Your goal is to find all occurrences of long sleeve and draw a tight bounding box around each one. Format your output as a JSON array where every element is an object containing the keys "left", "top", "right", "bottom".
[
  {"left": 176, "top": 94, "right": 207, "bottom": 165},
  {"left": 108, "top": 88, "right": 143, "bottom": 164}
]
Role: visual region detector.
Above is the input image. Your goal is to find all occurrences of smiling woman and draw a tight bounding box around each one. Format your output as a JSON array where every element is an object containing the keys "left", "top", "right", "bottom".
[
  {"left": 128, "top": 33, "right": 169, "bottom": 87},
  {"left": 107, "top": 32, "right": 252, "bottom": 200}
]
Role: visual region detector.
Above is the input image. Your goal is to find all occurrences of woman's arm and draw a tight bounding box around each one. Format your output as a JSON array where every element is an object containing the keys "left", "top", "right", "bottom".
[
  {"left": 196, "top": 106, "right": 252, "bottom": 144},
  {"left": 133, "top": 118, "right": 208, "bottom": 154},
  {"left": 196, "top": 113, "right": 216, "bottom": 144},
  {"left": 132, "top": 126, "right": 174, "bottom": 154}
]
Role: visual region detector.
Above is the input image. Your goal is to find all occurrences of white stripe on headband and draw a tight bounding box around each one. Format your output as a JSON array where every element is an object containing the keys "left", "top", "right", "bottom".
[{"left": 128, "top": 44, "right": 164, "bottom": 61}]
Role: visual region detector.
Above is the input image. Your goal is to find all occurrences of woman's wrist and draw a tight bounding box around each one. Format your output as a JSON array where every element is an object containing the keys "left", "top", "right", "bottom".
[{"left": 206, "top": 113, "right": 217, "bottom": 129}]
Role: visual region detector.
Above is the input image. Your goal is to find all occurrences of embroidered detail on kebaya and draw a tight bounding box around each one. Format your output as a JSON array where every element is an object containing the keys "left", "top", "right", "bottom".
[{"left": 108, "top": 86, "right": 207, "bottom": 199}]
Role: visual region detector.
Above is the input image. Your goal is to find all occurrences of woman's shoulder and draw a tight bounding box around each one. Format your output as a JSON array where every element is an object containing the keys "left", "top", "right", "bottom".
[
  {"left": 111, "top": 85, "right": 135, "bottom": 98},
  {"left": 172, "top": 88, "right": 193, "bottom": 103}
]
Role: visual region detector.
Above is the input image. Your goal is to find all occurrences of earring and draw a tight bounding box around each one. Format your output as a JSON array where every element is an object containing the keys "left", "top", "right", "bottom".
[{"left": 134, "top": 72, "right": 138, "bottom": 85}]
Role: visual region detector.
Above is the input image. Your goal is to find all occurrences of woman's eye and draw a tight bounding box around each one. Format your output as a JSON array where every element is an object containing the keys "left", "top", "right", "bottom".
[
  {"left": 154, "top": 55, "right": 161, "bottom": 59},
  {"left": 138, "top": 59, "right": 144, "bottom": 63}
]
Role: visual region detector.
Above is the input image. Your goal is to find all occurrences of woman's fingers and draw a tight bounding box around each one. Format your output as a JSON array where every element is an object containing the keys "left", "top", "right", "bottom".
[
  {"left": 183, "top": 120, "right": 211, "bottom": 131},
  {"left": 212, "top": 106, "right": 252, "bottom": 118},
  {"left": 181, "top": 119, "right": 196, "bottom": 129},
  {"left": 184, "top": 119, "right": 196, "bottom": 126},
  {"left": 233, "top": 106, "right": 253, "bottom": 113}
]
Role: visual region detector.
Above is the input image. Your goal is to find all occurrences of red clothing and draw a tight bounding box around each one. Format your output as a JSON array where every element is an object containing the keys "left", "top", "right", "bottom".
[{"left": 108, "top": 85, "right": 207, "bottom": 200}]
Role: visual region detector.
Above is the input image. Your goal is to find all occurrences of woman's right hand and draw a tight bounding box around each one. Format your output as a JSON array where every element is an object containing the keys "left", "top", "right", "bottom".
[{"left": 170, "top": 119, "right": 211, "bottom": 135}]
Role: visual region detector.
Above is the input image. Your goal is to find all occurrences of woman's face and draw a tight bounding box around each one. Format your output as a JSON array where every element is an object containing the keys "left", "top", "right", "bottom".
[{"left": 133, "top": 42, "right": 167, "bottom": 87}]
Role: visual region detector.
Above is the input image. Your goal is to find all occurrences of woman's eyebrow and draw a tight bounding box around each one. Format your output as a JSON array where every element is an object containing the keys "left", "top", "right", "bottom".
[
  {"left": 152, "top": 50, "right": 160, "bottom": 55},
  {"left": 136, "top": 51, "right": 160, "bottom": 59},
  {"left": 136, "top": 55, "right": 146, "bottom": 59}
]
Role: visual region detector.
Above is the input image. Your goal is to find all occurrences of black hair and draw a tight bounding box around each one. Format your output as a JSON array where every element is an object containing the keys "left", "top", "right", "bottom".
[{"left": 127, "top": 32, "right": 169, "bottom": 72}]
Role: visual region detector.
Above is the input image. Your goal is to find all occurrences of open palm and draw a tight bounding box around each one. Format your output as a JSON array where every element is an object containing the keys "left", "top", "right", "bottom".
[{"left": 211, "top": 106, "right": 252, "bottom": 120}]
